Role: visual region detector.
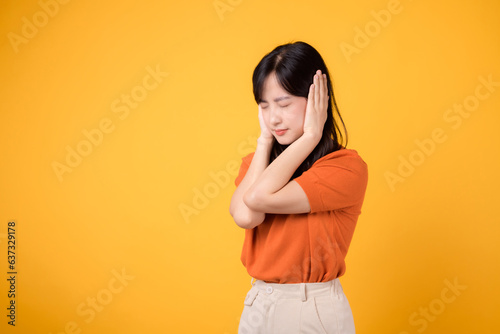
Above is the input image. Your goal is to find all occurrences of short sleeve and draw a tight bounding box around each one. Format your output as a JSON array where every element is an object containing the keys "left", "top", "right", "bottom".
[
  {"left": 234, "top": 152, "right": 255, "bottom": 187},
  {"left": 294, "top": 150, "right": 368, "bottom": 213}
]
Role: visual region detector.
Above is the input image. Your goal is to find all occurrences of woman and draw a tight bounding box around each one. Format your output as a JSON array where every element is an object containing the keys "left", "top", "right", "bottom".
[{"left": 230, "top": 41, "right": 368, "bottom": 333}]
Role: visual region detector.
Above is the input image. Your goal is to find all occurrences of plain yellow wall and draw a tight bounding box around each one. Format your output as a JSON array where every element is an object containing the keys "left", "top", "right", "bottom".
[{"left": 1, "top": 0, "right": 499, "bottom": 333}]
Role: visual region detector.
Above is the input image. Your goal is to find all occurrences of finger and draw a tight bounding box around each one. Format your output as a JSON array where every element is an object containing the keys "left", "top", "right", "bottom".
[
  {"left": 318, "top": 72, "right": 324, "bottom": 99},
  {"left": 319, "top": 72, "right": 326, "bottom": 106},
  {"left": 314, "top": 73, "right": 320, "bottom": 109},
  {"left": 321, "top": 74, "right": 328, "bottom": 106},
  {"left": 316, "top": 73, "right": 324, "bottom": 108},
  {"left": 308, "top": 82, "right": 315, "bottom": 106}
]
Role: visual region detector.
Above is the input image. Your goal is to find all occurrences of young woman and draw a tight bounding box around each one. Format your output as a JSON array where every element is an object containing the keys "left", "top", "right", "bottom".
[{"left": 230, "top": 41, "right": 368, "bottom": 333}]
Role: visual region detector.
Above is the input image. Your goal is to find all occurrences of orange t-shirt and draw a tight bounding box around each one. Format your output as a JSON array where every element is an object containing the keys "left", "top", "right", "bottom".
[{"left": 234, "top": 147, "right": 368, "bottom": 283}]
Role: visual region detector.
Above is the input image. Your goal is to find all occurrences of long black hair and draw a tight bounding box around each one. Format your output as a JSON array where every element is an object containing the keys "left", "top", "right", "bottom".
[{"left": 252, "top": 41, "right": 348, "bottom": 179}]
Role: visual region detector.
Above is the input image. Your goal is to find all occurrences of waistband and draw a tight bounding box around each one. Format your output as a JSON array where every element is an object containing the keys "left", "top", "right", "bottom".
[{"left": 249, "top": 277, "right": 343, "bottom": 302}]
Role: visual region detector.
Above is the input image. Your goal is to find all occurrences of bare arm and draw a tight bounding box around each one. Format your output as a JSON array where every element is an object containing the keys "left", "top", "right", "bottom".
[
  {"left": 243, "top": 71, "right": 329, "bottom": 218},
  {"left": 230, "top": 70, "right": 328, "bottom": 229},
  {"left": 229, "top": 104, "right": 275, "bottom": 229},
  {"left": 229, "top": 136, "right": 273, "bottom": 229},
  {"left": 243, "top": 133, "right": 318, "bottom": 215}
]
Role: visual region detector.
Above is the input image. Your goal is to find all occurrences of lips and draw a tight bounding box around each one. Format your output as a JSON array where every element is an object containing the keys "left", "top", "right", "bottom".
[{"left": 275, "top": 129, "right": 288, "bottom": 136}]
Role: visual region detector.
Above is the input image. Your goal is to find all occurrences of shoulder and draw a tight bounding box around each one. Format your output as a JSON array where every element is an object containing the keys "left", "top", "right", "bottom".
[
  {"left": 299, "top": 147, "right": 369, "bottom": 188},
  {"left": 294, "top": 147, "right": 368, "bottom": 212},
  {"left": 240, "top": 147, "right": 367, "bottom": 169},
  {"left": 311, "top": 147, "right": 368, "bottom": 171}
]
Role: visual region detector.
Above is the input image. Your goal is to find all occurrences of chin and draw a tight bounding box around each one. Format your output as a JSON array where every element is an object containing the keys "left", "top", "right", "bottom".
[
  {"left": 275, "top": 134, "right": 299, "bottom": 145},
  {"left": 276, "top": 139, "right": 291, "bottom": 145}
]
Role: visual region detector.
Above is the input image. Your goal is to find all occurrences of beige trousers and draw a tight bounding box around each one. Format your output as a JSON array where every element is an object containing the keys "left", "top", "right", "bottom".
[{"left": 238, "top": 278, "right": 356, "bottom": 334}]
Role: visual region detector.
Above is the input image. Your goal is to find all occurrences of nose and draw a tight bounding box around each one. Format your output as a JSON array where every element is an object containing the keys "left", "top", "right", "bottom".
[{"left": 269, "top": 106, "right": 282, "bottom": 126}]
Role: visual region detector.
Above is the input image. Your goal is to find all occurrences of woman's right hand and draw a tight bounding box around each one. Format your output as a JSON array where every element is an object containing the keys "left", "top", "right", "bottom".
[{"left": 258, "top": 105, "right": 275, "bottom": 145}]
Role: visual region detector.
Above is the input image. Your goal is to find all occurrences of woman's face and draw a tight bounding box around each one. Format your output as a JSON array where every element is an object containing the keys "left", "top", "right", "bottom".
[{"left": 259, "top": 72, "right": 307, "bottom": 145}]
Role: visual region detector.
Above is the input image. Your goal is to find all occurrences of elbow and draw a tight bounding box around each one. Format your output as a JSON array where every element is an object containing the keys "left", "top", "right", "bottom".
[
  {"left": 235, "top": 216, "right": 262, "bottom": 229},
  {"left": 230, "top": 211, "right": 264, "bottom": 229},
  {"left": 229, "top": 202, "right": 265, "bottom": 230},
  {"left": 229, "top": 188, "right": 266, "bottom": 229},
  {"left": 243, "top": 188, "right": 266, "bottom": 212}
]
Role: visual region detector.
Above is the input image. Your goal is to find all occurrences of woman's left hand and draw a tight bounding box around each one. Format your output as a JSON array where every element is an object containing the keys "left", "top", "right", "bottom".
[{"left": 303, "top": 69, "right": 329, "bottom": 141}]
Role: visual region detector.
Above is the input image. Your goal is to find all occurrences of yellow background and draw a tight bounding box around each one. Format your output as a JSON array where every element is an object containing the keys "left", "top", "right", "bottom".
[{"left": 1, "top": 0, "right": 499, "bottom": 333}]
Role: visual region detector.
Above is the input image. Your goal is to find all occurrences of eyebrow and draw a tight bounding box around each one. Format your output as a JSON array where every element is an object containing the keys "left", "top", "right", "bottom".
[{"left": 260, "top": 96, "right": 291, "bottom": 103}]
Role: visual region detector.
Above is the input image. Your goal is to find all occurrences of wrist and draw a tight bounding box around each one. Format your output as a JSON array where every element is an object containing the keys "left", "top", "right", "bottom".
[
  {"left": 301, "top": 131, "right": 322, "bottom": 145},
  {"left": 257, "top": 135, "right": 274, "bottom": 147}
]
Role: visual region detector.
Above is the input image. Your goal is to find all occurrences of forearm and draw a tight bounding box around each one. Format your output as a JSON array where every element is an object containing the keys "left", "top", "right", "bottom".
[
  {"left": 244, "top": 133, "right": 319, "bottom": 206},
  {"left": 229, "top": 137, "right": 273, "bottom": 228}
]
